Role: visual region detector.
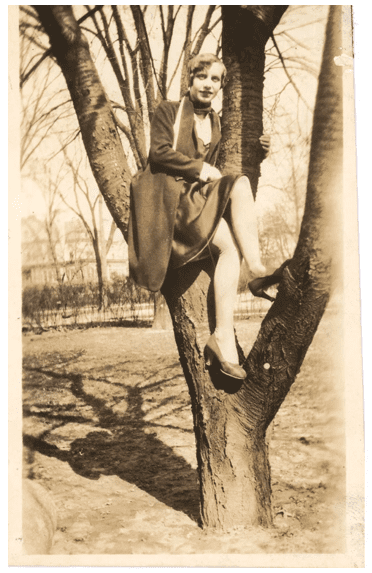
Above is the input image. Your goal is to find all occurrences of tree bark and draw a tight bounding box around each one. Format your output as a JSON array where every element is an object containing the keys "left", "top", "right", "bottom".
[
  {"left": 92, "top": 236, "right": 105, "bottom": 310},
  {"left": 219, "top": 6, "right": 288, "bottom": 196},
  {"left": 162, "top": 260, "right": 275, "bottom": 528}
]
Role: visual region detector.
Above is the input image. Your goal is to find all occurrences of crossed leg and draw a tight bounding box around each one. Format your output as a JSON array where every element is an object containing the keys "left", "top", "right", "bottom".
[
  {"left": 211, "top": 218, "right": 241, "bottom": 364},
  {"left": 229, "top": 175, "right": 266, "bottom": 277},
  {"left": 210, "top": 175, "right": 266, "bottom": 363}
]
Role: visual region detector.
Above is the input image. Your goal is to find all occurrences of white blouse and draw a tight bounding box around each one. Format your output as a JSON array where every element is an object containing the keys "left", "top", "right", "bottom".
[{"left": 193, "top": 113, "right": 212, "bottom": 146}]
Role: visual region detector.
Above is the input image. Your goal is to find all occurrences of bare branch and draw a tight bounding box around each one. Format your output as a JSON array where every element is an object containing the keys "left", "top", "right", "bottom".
[
  {"left": 111, "top": 109, "right": 142, "bottom": 171},
  {"left": 157, "top": 5, "right": 177, "bottom": 99},
  {"left": 270, "top": 34, "right": 312, "bottom": 111},
  {"left": 105, "top": 220, "right": 117, "bottom": 255},
  {"left": 112, "top": 6, "right": 142, "bottom": 118},
  {"left": 90, "top": 6, "right": 147, "bottom": 167},
  {"left": 275, "top": 17, "right": 326, "bottom": 34},
  {"left": 281, "top": 30, "right": 311, "bottom": 51},
  {"left": 131, "top": 5, "right": 161, "bottom": 112},
  {"left": 190, "top": 6, "right": 218, "bottom": 58},
  {"left": 20, "top": 28, "right": 46, "bottom": 50},
  {"left": 20, "top": 50, "right": 51, "bottom": 89},
  {"left": 47, "top": 129, "right": 81, "bottom": 162},
  {"left": 159, "top": 5, "right": 166, "bottom": 40},
  {"left": 174, "top": 6, "right": 182, "bottom": 20},
  {"left": 20, "top": 6, "right": 39, "bottom": 22},
  {"left": 179, "top": 6, "right": 195, "bottom": 96}
]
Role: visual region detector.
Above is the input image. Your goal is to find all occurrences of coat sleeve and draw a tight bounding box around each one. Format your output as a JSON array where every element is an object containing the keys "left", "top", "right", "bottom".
[{"left": 148, "top": 101, "right": 204, "bottom": 182}]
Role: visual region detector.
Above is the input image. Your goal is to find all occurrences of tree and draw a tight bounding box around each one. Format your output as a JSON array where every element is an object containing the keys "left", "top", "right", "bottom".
[
  {"left": 259, "top": 129, "right": 309, "bottom": 266},
  {"left": 31, "top": 4, "right": 342, "bottom": 530},
  {"left": 36, "top": 164, "right": 65, "bottom": 286},
  {"left": 59, "top": 149, "right": 117, "bottom": 308}
]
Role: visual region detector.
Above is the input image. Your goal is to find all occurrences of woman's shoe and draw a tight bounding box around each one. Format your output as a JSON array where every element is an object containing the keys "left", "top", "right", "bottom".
[
  {"left": 204, "top": 334, "right": 246, "bottom": 380},
  {"left": 248, "top": 259, "right": 290, "bottom": 302}
]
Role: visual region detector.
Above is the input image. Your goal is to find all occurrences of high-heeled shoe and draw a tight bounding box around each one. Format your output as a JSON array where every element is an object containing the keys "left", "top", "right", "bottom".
[
  {"left": 248, "top": 259, "right": 290, "bottom": 302},
  {"left": 204, "top": 334, "right": 246, "bottom": 380}
]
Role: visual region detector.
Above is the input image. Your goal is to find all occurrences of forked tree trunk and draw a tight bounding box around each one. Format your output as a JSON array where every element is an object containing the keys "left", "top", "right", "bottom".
[{"left": 36, "top": 5, "right": 342, "bottom": 530}]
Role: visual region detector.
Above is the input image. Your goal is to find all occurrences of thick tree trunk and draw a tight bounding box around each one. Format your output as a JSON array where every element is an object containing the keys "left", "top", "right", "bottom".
[
  {"left": 199, "top": 426, "right": 272, "bottom": 528},
  {"left": 163, "top": 261, "right": 274, "bottom": 528},
  {"left": 219, "top": 6, "right": 288, "bottom": 196}
]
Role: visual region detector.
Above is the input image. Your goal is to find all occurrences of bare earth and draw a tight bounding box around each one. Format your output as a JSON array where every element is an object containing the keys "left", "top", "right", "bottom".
[{"left": 22, "top": 308, "right": 345, "bottom": 555}]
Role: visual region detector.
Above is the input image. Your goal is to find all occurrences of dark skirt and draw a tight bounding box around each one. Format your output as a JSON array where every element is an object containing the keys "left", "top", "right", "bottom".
[{"left": 170, "top": 173, "right": 242, "bottom": 269}]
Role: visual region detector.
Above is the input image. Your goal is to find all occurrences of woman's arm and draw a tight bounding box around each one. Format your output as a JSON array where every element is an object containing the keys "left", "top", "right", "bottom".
[{"left": 148, "top": 101, "right": 204, "bottom": 182}]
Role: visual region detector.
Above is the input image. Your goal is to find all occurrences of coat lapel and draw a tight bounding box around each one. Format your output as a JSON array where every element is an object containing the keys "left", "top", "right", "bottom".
[
  {"left": 206, "top": 111, "right": 222, "bottom": 163},
  {"left": 176, "top": 97, "right": 196, "bottom": 156}
]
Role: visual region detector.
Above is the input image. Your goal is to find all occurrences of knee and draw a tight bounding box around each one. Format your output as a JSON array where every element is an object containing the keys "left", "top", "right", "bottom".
[
  {"left": 231, "top": 175, "right": 252, "bottom": 198},
  {"left": 211, "top": 221, "right": 241, "bottom": 260}
]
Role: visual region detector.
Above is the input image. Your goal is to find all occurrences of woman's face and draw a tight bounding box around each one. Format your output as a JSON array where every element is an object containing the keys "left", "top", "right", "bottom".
[{"left": 189, "top": 62, "right": 223, "bottom": 105}]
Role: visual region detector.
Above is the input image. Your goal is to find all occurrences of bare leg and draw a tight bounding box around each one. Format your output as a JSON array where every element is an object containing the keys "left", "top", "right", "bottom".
[
  {"left": 210, "top": 219, "right": 241, "bottom": 363},
  {"left": 229, "top": 175, "right": 266, "bottom": 277}
]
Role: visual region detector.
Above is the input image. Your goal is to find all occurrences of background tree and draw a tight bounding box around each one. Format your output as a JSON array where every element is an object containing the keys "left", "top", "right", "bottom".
[
  {"left": 24, "top": 4, "right": 341, "bottom": 530},
  {"left": 37, "top": 164, "right": 65, "bottom": 286},
  {"left": 58, "top": 149, "right": 117, "bottom": 308},
  {"left": 259, "top": 128, "right": 309, "bottom": 266}
]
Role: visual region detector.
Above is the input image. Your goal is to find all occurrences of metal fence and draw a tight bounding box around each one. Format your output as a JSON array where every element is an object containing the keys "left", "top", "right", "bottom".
[{"left": 22, "top": 290, "right": 271, "bottom": 331}]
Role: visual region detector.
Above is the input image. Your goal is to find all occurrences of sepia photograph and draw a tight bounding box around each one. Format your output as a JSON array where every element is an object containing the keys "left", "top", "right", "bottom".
[{"left": 9, "top": 3, "right": 364, "bottom": 567}]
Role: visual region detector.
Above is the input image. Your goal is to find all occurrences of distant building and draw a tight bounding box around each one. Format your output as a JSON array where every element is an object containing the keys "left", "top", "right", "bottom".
[{"left": 22, "top": 215, "right": 129, "bottom": 287}]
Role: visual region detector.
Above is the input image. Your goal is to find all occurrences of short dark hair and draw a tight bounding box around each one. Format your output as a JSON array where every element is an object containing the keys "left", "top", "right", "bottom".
[{"left": 187, "top": 53, "right": 227, "bottom": 88}]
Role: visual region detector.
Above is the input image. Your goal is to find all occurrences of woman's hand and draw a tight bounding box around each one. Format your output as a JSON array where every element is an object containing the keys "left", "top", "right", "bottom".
[
  {"left": 200, "top": 163, "right": 222, "bottom": 182},
  {"left": 259, "top": 135, "right": 270, "bottom": 158}
]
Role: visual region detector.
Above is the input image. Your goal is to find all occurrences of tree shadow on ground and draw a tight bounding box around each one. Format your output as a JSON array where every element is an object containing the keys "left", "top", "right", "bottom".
[{"left": 23, "top": 363, "right": 200, "bottom": 522}]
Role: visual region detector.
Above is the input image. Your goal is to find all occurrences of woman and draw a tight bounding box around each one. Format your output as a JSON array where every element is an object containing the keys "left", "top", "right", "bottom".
[{"left": 128, "top": 53, "right": 283, "bottom": 381}]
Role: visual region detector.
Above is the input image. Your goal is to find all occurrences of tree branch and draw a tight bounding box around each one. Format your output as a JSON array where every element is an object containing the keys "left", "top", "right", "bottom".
[
  {"left": 105, "top": 220, "right": 117, "bottom": 255},
  {"left": 179, "top": 6, "right": 195, "bottom": 96},
  {"left": 22, "top": 5, "right": 104, "bottom": 87},
  {"left": 157, "top": 5, "right": 177, "bottom": 99},
  {"left": 190, "top": 6, "right": 217, "bottom": 58},
  {"left": 131, "top": 5, "right": 163, "bottom": 111},
  {"left": 112, "top": 6, "right": 142, "bottom": 120},
  {"left": 111, "top": 109, "right": 142, "bottom": 171},
  {"left": 270, "top": 33, "right": 312, "bottom": 111},
  {"left": 90, "top": 6, "right": 146, "bottom": 167}
]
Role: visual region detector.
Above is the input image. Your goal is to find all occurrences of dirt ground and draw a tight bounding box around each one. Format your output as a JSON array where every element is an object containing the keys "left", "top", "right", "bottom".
[{"left": 22, "top": 308, "right": 346, "bottom": 555}]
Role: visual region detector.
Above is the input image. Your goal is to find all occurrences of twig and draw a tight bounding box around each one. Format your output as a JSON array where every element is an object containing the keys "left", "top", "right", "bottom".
[
  {"left": 270, "top": 34, "right": 311, "bottom": 111},
  {"left": 136, "top": 6, "right": 166, "bottom": 101}
]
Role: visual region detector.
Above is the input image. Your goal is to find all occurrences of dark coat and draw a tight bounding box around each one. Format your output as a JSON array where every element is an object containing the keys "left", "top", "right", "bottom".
[{"left": 128, "top": 96, "right": 222, "bottom": 292}]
